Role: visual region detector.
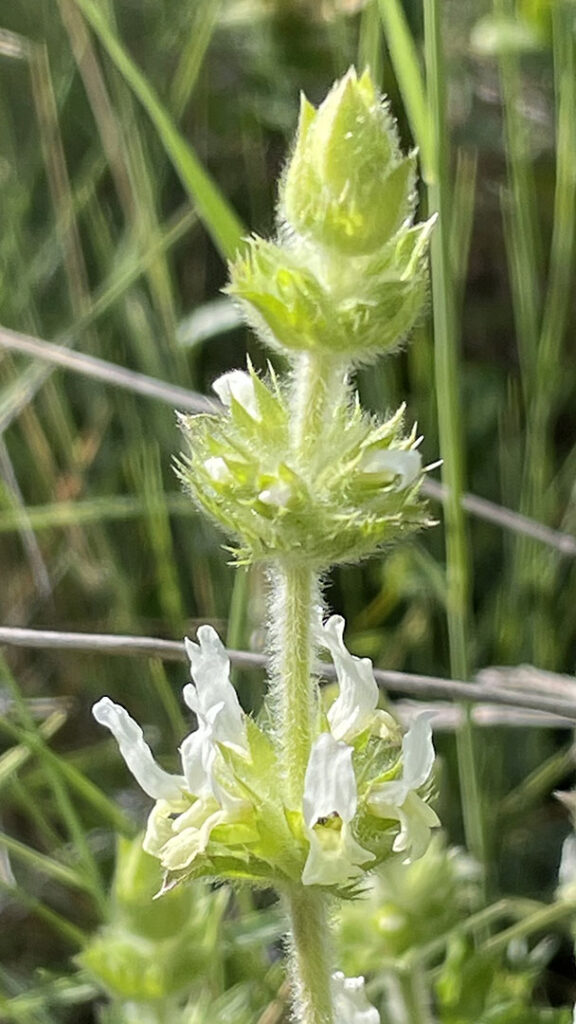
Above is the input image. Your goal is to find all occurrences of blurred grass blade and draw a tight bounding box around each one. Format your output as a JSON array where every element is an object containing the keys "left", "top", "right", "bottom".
[
  {"left": 0, "top": 711, "right": 67, "bottom": 789},
  {"left": 450, "top": 148, "right": 478, "bottom": 314},
  {"left": 0, "top": 495, "right": 191, "bottom": 532},
  {"left": 0, "top": 438, "right": 52, "bottom": 600},
  {"left": 72, "top": 0, "right": 246, "bottom": 259},
  {"left": 377, "top": 0, "right": 430, "bottom": 171},
  {"left": 0, "top": 203, "right": 196, "bottom": 434},
  {"left": 358, "top": 0, "right": 384, "bottom": 82},
  {"left": 0, "top": 832, "right": 96, "bottom": 896},
  {"left": 169, "top": 0, "right": 221, "bottom": 117},
  {"left": 423, "top": 0, "right": 486, "bottom": 880},
  {"left": 0, "top": 713, "right": 132, "bottom": 835},
  {"left": 0, "top": 879, "right": 87, "bottom": 948}
]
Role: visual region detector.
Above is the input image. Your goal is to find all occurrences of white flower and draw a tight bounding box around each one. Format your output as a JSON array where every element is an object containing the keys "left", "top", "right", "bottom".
[
  {"left": 92, "top": 698, "right": 186, "bottom": 801},
  {"left": 302, "top": 733, "right": 374, "bottom": 886},
  {"left": 182, "top": 625, "right": 248, "bottom": 809},
  {"left": 317, "top": 615, "right": 379, "bottom": 743},
  {"left": 183, "top": 624, "right": 247, "bottom": 752},
  {"left": 93, "top": 626, "right": 250, "bottom": 873},
  {"left": 367, "top": 713, "right": 440, "bottom": 861},
  {"left": 331, "top": 971, "right": 380, "bottom": 1024},
  {"left": 359, "top": 447, "right": 421, "bottom": 490},
  {"left": 212, "top": 369, "right": 260, "bottom": 420}
]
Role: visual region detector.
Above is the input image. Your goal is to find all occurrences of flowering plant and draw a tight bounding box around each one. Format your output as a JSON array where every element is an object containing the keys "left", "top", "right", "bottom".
[{"left": 94, "top": 67, "right": 438, "bottom": 1024}]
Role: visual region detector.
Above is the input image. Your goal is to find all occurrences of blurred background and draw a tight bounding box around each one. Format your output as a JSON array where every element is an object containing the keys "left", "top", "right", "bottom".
[{"left": 1, "top": 0, "right": 576, "bottom": 1020}]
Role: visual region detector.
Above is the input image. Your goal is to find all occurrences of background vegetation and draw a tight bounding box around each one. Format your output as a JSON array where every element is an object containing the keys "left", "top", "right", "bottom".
[{"left": 1, "top": 0, "right": 576, "bottom": 1020}]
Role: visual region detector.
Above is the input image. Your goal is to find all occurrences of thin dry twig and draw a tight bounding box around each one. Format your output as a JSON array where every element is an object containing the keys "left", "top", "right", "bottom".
[
  {"left": 2, "top": 625, "right": 576, "bottom": 723},
  {"left": 0, "top": 325, "right": 213, "bottom": 415},
  {"left": 2, "top": 323, "right": 575, "bottom": 557},
  {"left": 422, "top": 478, "right": 576, "bottom": 557}
]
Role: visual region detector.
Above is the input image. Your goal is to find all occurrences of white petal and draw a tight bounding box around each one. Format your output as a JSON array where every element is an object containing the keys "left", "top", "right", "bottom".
[
  {"left": 360, "top": 448, "right": 421, "bottom": 490},
  {"left": 391, "top": 792, "right": 441, "bottom": 862},
  {"left": 204, "top": 456, "right": 233, "bottom": 484},
  {"left": 158, "top": 809, "right": 224, "bottom": 871},
  {"left": 92, "top": 697, "right": 185, "bottom": 801},
  {"left": 258, "top": 480, "right": 292, "bottom": 507},
  {"left": 331, "top": 972, "right": 380, "bottom": 1024},
  {"left": 402, "top": 713, "right": 435, "bottom": 789},
  {"left": 319, "top": 616, "right": 378, "bottom": 742},
  {"left": 303, "top": 733, "right": 357, "bottom": 827},
  {"left": 184, "top": 626, "right": 246, "bottom": 750},
  {"left": 302, "top": 821, "right": 374, "bottom": 887},
  {"left": 212, "top": 370, "right": 260, "bottom": 420},
  {"left": 559, "top": 834, "right": 576, "bottom": 891},
  {"left": 179, "top": 726, "right": 213, "bottom": 796}
]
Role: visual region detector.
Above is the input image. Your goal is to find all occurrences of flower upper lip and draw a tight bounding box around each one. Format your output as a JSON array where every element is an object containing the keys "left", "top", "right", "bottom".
[{"left": 317, "top": 613, "right": 379, "bottom": 743}]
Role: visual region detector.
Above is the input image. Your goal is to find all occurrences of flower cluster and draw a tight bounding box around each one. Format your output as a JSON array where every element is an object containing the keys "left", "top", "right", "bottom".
[
  {"left": 177, "top": 366, "right": 431, "bottom": 568},
  {"left": 227, "top": 67, "right": 434, "bottom": 367},
  {"left": 93, "top": 620, "right": 439, "bottom": 896}
]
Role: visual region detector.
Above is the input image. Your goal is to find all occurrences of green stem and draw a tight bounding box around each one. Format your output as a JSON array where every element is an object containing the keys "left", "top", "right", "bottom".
[
  {"left": 287, "top": 887, "right": 334, "bottom": 1024},
  {"left": 271, "top": 562, "right": 319, "bottom": 805},
  {"left": 268, "top": 353, "right": 347, "bottom": 1021},
  {"left": 423, "top": 0, "right": 487, "bottom": 885},
  {"left": 481, "top": 899, "right": 576, "bottom": 956},
  {"left": 291, "top": 353, "right": 347, "bottom": 471}
]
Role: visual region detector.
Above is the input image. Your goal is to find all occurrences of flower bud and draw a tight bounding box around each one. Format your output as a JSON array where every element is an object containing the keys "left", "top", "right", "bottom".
[
  {"left": 281, "top": 68, "right": 416, "bottom": 255},
  {"left": 212, "top": 369, "right": 260, "bottom": 421}
]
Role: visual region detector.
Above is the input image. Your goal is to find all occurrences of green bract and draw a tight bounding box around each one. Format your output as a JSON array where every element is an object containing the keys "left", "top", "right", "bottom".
[
  {"left": 281, "top": 68, "right": 415, "bottom": 255},
  {"left": 176, "top": 367, "right": 430, "bottom": 568},
  {"left": 228, "top": 218, "right": 434, "bottom": 362}
]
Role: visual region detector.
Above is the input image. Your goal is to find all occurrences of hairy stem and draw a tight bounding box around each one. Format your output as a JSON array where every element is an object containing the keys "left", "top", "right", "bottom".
[
  {"left": 291, "top": 353, "right": 347, "bottom": 471},
  {"left": 287, "top": 887, "right": 334, "bottom": 1024},
  {"left": 267, "top": 352, "right": 348, "bottom": 1021},
  {"left": 270, "top": 562, "right": 319, "bottom": 805}
]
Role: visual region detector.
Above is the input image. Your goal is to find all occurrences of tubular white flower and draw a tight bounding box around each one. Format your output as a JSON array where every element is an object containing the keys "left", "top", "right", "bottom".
[
  {"left": 184, "top": 625, "right": 247, "bottom": 753},
  {"left": 331, "top": 971, "right": 380, "bottom": 1024},
  {"left": 317, "top": 615, "right": 379, "bottom": 742},
  {"left": 93, "top": 627, "right": 247, "bottom": 805},
  {"left": 212, "top": 369, "right": 260, "bottom": 420},
  {"left": 93, "top": 624, "right": 254, "bottom": 878},
  {"left": 359, "top": 448, "right": 421, "bottom": 490},
  {"left": 92, "top": 697, "right": 185, "bottom": 801},
  {"left": 302, "top": 732, "right": 374, "bottom": 886},
  {"left": 367, "top": 713, "right": 439, "bottom": 861},
  {"left": 303, "top": 733, "right": 357, "bottom": 827}
]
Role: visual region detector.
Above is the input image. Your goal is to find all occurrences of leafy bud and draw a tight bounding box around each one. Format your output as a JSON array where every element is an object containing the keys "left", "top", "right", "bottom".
[{"left": 281, "top": 68, "right": 416, "bottom": 255}]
